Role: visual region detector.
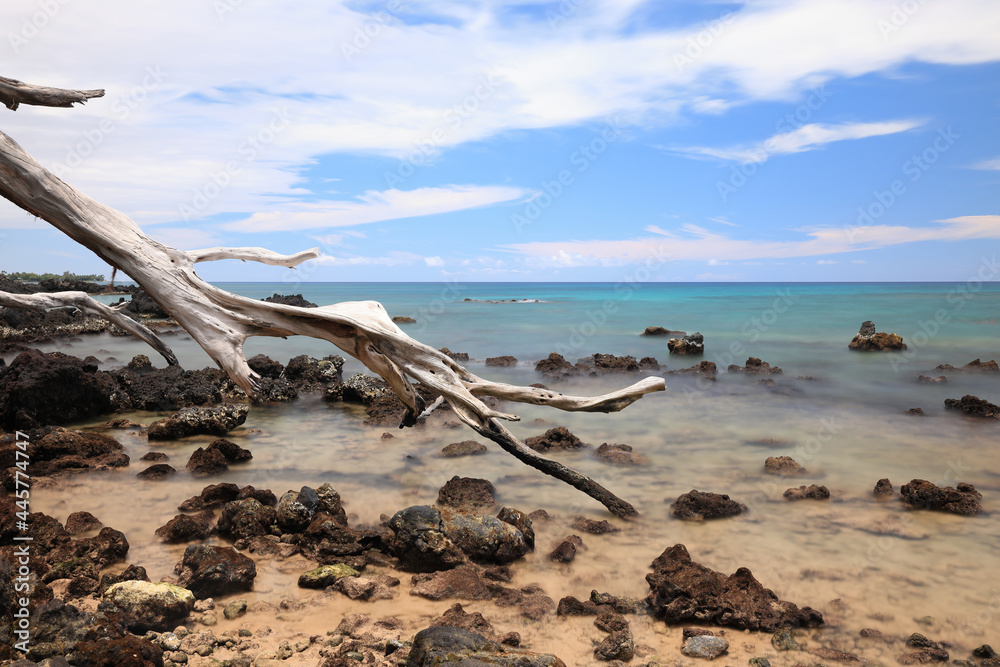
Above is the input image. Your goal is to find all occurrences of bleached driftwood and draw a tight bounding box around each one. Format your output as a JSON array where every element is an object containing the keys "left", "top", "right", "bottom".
[
  {"left": 0, "top": 290, "right": 178, "bottom": 366},
  {"left": 0, "top": 78, "right": 665, "bottom": 517},
  {"left": 0, "top": 75, "right": 103, "bottom": 111}
]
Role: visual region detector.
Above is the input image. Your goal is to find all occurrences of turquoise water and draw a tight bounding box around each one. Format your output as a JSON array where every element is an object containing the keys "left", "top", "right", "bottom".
[{"left": 19, "top": 282, "right": 1000, "bottom": 664}]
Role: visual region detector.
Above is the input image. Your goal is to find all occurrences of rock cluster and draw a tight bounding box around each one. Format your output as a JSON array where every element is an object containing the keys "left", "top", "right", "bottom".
[
  {"left": 667, "top": 332, "right": 705, "bottom": 355},
  {"left": 848, "top": 320, "right": 907, "bottom": 351}
]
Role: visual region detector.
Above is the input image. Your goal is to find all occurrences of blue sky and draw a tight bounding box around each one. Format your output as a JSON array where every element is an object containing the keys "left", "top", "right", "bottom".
[{"left": 1, "top": 0, "right": 998, "bottom": 282}]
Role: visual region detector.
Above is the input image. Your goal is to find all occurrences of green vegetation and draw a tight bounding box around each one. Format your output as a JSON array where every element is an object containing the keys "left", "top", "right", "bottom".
[{"left": 1, "top": 270, "right": 105, "bottom": 282}]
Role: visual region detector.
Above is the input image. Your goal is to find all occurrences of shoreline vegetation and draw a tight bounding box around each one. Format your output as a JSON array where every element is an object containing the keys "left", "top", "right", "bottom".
[{"left": 1, "top": 291, "right": 999, "bottom": 666}]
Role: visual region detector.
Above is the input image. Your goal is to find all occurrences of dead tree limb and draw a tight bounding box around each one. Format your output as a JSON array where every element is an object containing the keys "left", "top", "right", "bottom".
[
  {"left": 0, "top": 290, "right": 179, "bottom": 366},
  {"left": 0, "top": 75, "right": 104, "bottom": 111},
  {"left": 0, "top": 79, "right": 664, "bottom": 517}
]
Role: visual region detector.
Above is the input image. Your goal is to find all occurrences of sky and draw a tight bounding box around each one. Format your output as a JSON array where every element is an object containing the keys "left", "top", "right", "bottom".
[{"left": 1, "top": 0, "right": 999, "bottom": 282}]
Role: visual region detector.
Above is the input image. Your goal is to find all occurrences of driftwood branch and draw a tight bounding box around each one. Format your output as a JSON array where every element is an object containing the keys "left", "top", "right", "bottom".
[
  {"left": 0, "top": 290, "right": 179, "bottom": 366},
  {"left": 0, "top": 81, "right": 665, "bottom": 517},
  {"left": 0, "top": 75, "right": 104, "bottom": 111}
]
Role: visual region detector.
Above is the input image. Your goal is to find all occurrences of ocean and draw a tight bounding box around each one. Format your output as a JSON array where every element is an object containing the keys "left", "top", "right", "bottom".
[{"left": 23, "top": 282, "right": 1000, "bottom": 663}]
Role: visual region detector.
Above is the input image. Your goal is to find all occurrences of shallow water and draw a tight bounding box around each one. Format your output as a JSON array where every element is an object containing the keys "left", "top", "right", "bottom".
[{"left": 15, "top": 282, "right": 1000, "bottom": 664}]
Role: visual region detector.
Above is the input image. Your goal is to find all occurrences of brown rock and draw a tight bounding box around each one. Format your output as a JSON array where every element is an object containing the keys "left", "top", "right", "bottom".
[
  {"left": 485, "top": 355, "right": 518, "bottom": 367},
  {"left": 729, "top": 357, "right": 783, "bottom": 375},
  {"left": 671, "top": 490, "right": 747, "bottom": 520},
  {"left": 848, "top": 321, "right": 907, "bottom": 351},
  {"left": 594, "top": 443, "right": 648, "bottom": 466},
  {"left": 64, "top": 511, "right": 102, "bottom": 534},
  {"left": 944, "top": 395, "right": 1000, "bottom": 419},
  {"left": 524, "top": 426, "right": 588, "bottom": 451},
  {"left": 873, "top": 479, "right": 894, "bottom": 497},
  {"left": 595, "top": 628, "right": 634, "bottom": 661},
  {"left": 570, "top": 517, "right": 620, "bottom": 535},
  {"left": 556, "top": 595, "right": 603, "bottom": 616},
  {"left": 906, "top": 408, "right": 926, "bottom": 415},
  {"left": 783, "top": 485, "right": 830, "bottom": 501},
  {"left": 410, "top": 567, "right": 491, "bottom": 600},
  {"left": 665, "top": 360, "right": 718, "bottom": 379},
  {"left": 900, "top": 479, "right": 982, "bottom": 515},
  {"left": 437, "top": 476, "right": 498, "bottom": 512},
  {"left": 185, "top": 446, "right": 229, "bottom": 477},
  {"left": 645, "top": 544, "right": 824, "bottom": 631},
  {"left": 764, "top": 456, "right": 807, "bottom": 475},
  {"left": 440, "top": 440, "right": 488, "bottom": 457},
  {"left": 549, "top": 535, "right": 583, "bottom": 562}
]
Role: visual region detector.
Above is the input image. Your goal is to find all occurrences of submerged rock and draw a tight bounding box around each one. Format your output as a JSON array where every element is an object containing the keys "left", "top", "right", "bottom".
[
  {"left": 408, "top": 626, "right": 566, "bottom": 667},
  {"left": 486, "top": 355, "right": 518, "bottom": 367},
  {"left": 935, "top": 358, "right": 999, "bottom": 373},
  {"left": 410, "top": 567, "right": 492, "bottom": 601},
  {"left": 729, "top": 357, "right": 782, "bottom": 375},
  {"left": 524, "top": 426, "right": 588, "bottom": 451},
  {"left": 0, "top": 426, "right": 128, "bottom": 479},
  {"left": 783, "top": 484, "right": 830, "bottom": 501},
  {"left": 944, "top": 394, "right": 1000, "bottom": 419},
  {"left": 297, "top": 563, "right": 359, "bottom": 589},
  {"left": 440, "top": 440, "right": 488, "bottom": 457},
  {"left": 666, "top": 360, "right": 718, "bottom": 379},
  {"left": 185, "top": 446, "right": 229, "bottom": 477},
  {"left": 534, "top": 352, "right": 582, "bottom": 378},
  {"left": 668, "top": 332, "right": 705, "bottom": 355},
  {"left": 874, "top": 478, "right": 894, "bottom": 497},
  {"left": 641, "top": 326, "right": 683, "bottom": 337},
  {"left": 671, "top": 490, "right": 747, "bottom": 520},
  {"left": 439, "top": 347, "right": 470, "bottom": 362},
  {"left": 594, "top": 443, "right": 649, "bottom": 466},
  {"left": 899, "top": 479, "right": 983, "bottom": 515},
  {"left": 154, "top": 511, "right": 214, "bottom": 543},
  {"left": 645, "top": 544, "right": 824, "bottom": 631},
  {"left": 764, "top": 456, "right": 807, "bottom": 475},
  {"left": 147, "top": 403, "right": 249, "bottom": 440},
  {"left": 392, "top": 315, "right": 416, "bottom": 324},
  {"left": 216, "top": 498, "right": 277, "bottom": 540},
  {"left": 848, "top": 320, "right": 907, "bottom": 351},
  {"left": 682, "top": 635, "right": 729, "bottom": 660},
  {"left": 548, "top": 535, "right": 583, "bottom": 563}
]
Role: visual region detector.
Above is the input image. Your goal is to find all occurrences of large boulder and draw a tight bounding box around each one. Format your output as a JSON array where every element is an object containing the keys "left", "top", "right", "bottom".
[
  {"left": 174, "top": 545, "right": 256, "bottom": 599},
  {"left": 147, "top": 403, "right": 249, "bottom": 440},
  {"left": 645, "top": 544, "right": 824, "bottom": 631},
  {"left": 217, "top": 498, "right": 277, "bottom": 540},
  {"left": 524, "top": 426, "right": 588, "bottom": 452},
  {"left": 848, "top": 321, "right": 906, "bottom": 351},
  {"left": 899, "top": 479, "right": 983, "bottom": 515},
  {"left": 0, "top": 350, "right": 120, "bottom": 429},
  {"left": 283, "top": 354, "right": 344, "bottom": 391},
  {"left": 102, "top": 581, "right": 195, "bottom": 632},
  {"left": 154, "top": 511, "right": 214, "bottom": 543},
  {"left": 0, "top": 427, "right": 128, "bottom": 479},
  {"left": 276, "top": 486, "right": 321, "bottom": 532},
  {"left": 408, "top": 626, "right": 566, "bottom": 667},
  {"left": 437, "top": 477, "right": 498, "bottom": 512},
  {"left": 387, "top": 505, "right": 532, "bottom": 572}
]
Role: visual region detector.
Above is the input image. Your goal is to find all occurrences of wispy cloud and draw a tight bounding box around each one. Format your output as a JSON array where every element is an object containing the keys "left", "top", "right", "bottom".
[
  {"left": 229, "top": 185, "right": 530, "bottom": 233},
  {"left": 502, "top": 216, "right": 1000, "bottom": 267},
  {"left": 671, "top": 120, "right": 924, "bottom": 164},
  {"left": 971, "top": 156, "right": 1000, "bottom": 170}
]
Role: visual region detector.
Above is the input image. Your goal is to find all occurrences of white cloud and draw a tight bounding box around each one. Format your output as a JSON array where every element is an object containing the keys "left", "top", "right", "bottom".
[
  {"left": 228, "top": 185, "right": 530, "bottom": 232},
  {"left": 310, "top": 251, "right": 425, "bottom": 266},
  {"left": 1, "top": 0, "right": 998, "bottom": 232},
  {"left": 501, "top": 216, "right": 1000, "bottom": 267},
  {"left": 672, "top": 120, "right": 924, "bottom": 164},
  {"left": 971, "top": 157, "right": 1000, "bottom": 170},
  {"left": 817, "top": 259, "right": 837, "bottom": 264},
  {"left": 424, "top": 256, "right": 444, "bottom": 267}
]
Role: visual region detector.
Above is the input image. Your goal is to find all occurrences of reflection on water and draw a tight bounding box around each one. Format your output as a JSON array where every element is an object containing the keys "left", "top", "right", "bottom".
[{"left": 13, "top": 282, "right": 1000, "bottom": 664}]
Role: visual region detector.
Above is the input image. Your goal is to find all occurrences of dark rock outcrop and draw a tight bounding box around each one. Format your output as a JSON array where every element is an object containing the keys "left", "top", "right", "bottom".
[
  {"left": 392, "top": 315, "right": 416, "bottom": 324},
  {"left": 548, "top": 535, "right": 582, "bottom": 563},
  {"left": 261, "top": 293, "right": 318, "bottom": 308},
  {"left": 641, "top": 326, "right": 683, "bottom": 337},
  {"left": 848, "top": 321, "right": 906, "bottom": 351},
  {"left": 935, "top": 359, "right": 999, "bottom": 373},
  {"left": 0, "top": 427, "right": 128, "bottom": 480},
  {"left": 276, "top": 486, "right": 321, "bottom": 533},
  {"left": 524, "top": 426, "right": 588, "bottom": 452},
  {"left": 386, "top": 505, "right": 532, "bottom": 572},
  {"left": 944, "top": 395, "right": 1000, "bottom": 419},
  {"left": 154, "top": 511, "right": 213, "bottom": 543},
  {"left": 668, "top": 332, "right": 704, "bottom": 355},
  {"left": 284, "top": 354, "right": 344, "bottom": 392},
  {"left": 439, "top": 347, "right": 470, "bottom": 362},
  {"left": 0, "top": 350, "right": 120, "bottom": 429},
  {"left": 136, "top": 463, "right": 175, "bottom": 480},
  {"left": 174, "top": 545, "right": 256, "bottom": 599},
  {"left": 534, "top": 352, "right": 581, "bottom": 378},
  {"left": 147, "top": 403, "right": 249, "bottom": 440},
  {"left": 216, "top": 498, "right": 277, "bottom": 540},
  {"left": 185, "top": 447, "right": 229, "bottom": 477},
  {"left": 486, "top": 355, "right": 518, "bottom": 367},
  {"left": 874, "top": 479, "right": 894, "bottom": 497},
  {"left": 729, "top": 357, "right": 782, "bottom": 375},
  {"left": 899, "top": 479, "right": 983, "bottom": 515},
  {"left": 124, "top": 289, "right": 169, "bottom": 317},
  {"left": 783, "top": 484, "right": 830, "bottom": 501},
  {"left": 437, "top": 477, "right": 498, "bottom": 512},
  {"left": 666, "top": 360, "right": 718, "bottom": 379},
  {"left": 645, "top": 544, "right": 824, "bottom": 631},
  {"left": 671, "top": 490, "right": 747, "bottom": 520}
]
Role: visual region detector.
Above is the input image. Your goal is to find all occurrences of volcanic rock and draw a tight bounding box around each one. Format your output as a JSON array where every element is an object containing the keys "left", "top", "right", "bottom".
[
  {"left": 261, "top": 293, "right": 317, "bottom": 308},
  {"left": 486, "top": 355, "right": 518, "bottom": 367},
  {"left": 764, "top": 456, "right": 807, "bottom": 475},
  {"left": 668, "top": 332, "right": 705, "bottom": 355},
  {"left": 848, "top": 321, "right": 907, "bottom": 351},
  {"left": 899, "top": 479, "right": 983, "bottom": 515},
  {"left": 437, "top": 476, "right": 498, "bottom": 512},
  {"left": 441, "top": 440, "right": 488, "bottom": 457},
  {"left": 147, "top": 403, "right": 249, "bottom": 440},
  {"left": 783, "top": 484, "right": 830, "bottom": 501},
  {"left": 729, "top": 357, "right": 782, "bottom": 375},
  {"left": 944, "top": 395, "right": 1000, "bottom": 419},
  {"left": 102, "top": 581, "right": 195, "bottom": 632},
  {"left": 594, "top": 443, "right": 648, "bottom": 466},
  {"left": 524, "top": 426, "right": 588, "bottom": 451},
  {"left": 175, "top": 545, "right": 256, "bottom": 599},
  {"left": 407, "top": 626, "right": 566, "bottom": 667},
  {"left": 671, "top": 490, "right": 747, "bottom": 520}
]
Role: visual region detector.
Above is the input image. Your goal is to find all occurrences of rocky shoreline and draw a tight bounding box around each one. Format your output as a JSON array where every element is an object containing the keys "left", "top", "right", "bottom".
[{"left": 1, "top": 306, "right": 999, "bottom": 666}]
